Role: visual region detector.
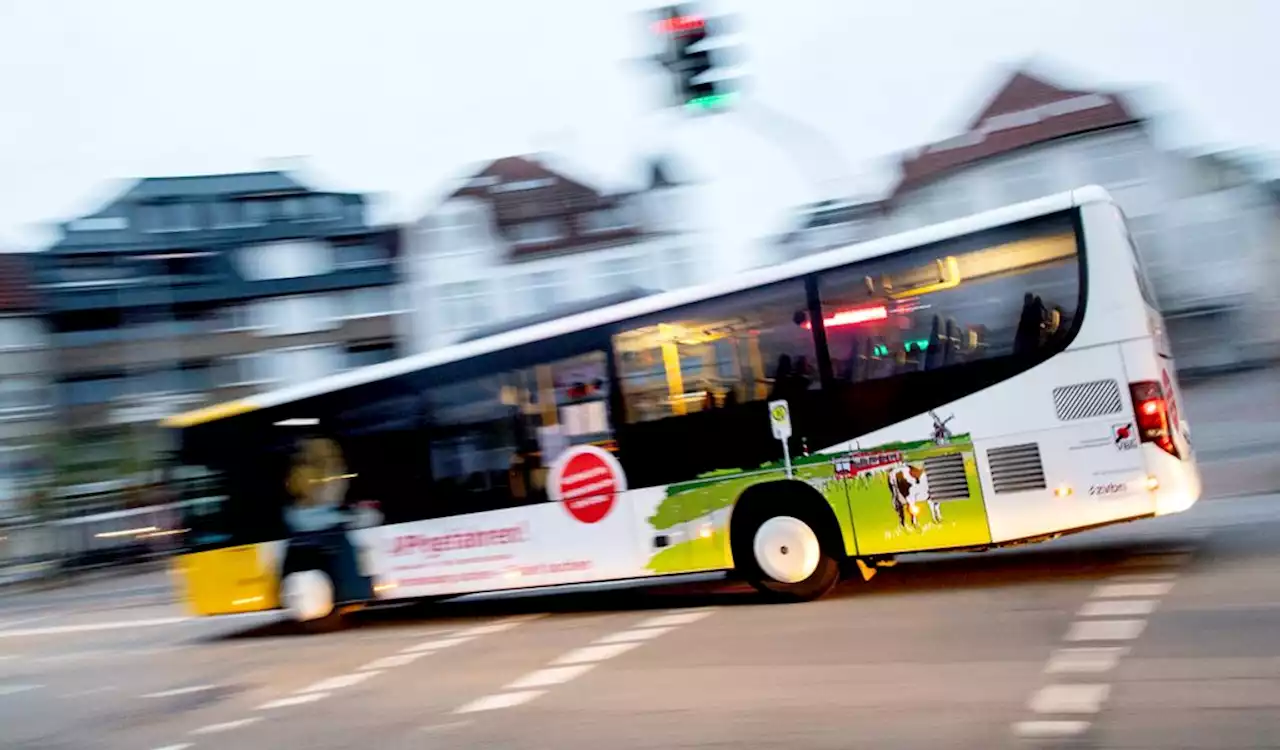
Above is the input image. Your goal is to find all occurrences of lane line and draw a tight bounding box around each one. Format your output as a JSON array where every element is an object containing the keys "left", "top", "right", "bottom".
[
  {"left": 504, "top": 664, "right": 596, "bottom": 690},
  {"left": 1077, "top": 599, "right": 1158, "bottom": 617},
  {"left": 258, "top": 691, "right": 330, "bottom": 710},
  {"left": 593, "top": 626, "right": 674, "bottom": 644},
  {"left": 1029, "top": 684, "right": 1110, "bottom": 714},
  {"left": 144, "top": 684, "right": 220, "bottom": 699},
  {"left": 1014, "top": 720, "right": 1091, "bottom": 738},
  {"left": 0, "top": 683, "right": 42, "bottom": 696},
  {"left": 361, "top": 652, "right": 427, "bottom": 670},
  {"left": 191, "top": 717, "right": 262, "bottom": 735},
  {"left": 635, "top": 610, "right": 716, "bottom": 628},
  {"left": 552, "top": 642, "right": 642, "bottom": 666},
  {"left": 402, "top": 636, "right": 476, "bottom": 653},
  {"left": 455, "top": 690, "right": 545, "bottom": 714},
  {"left": 1065, "top": 619, "right": 1147, "bottom": 642},
  {"left": 0, "top": 617, "right": 189, "bottom": 639},
  {"left": 150, "top": 744, "right": 193, "bottom": 750},
  {"left": 1092, "top": 582, "right": 1174, "bottom": 598},
  {"left": 1045, "top": 647, "right": 1130, "bottom": 674},
  {"left": 300, "top": 671, "right": 379, "bottom": 693}
]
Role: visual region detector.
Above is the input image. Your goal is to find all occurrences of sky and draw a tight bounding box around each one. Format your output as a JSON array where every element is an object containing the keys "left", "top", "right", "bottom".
[{"left": 1, "top": 0, "right": 1277, "bottom": 259}]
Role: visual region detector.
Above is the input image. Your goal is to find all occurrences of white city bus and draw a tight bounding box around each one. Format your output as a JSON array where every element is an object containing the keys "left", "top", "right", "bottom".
[{"left": 165, "top": 185, "right": 1200, "bottom": 631}]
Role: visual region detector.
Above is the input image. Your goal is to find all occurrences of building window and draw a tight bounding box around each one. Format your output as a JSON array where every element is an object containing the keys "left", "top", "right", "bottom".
[
  {"left": 525, "top": 271, "right": 562, "bottom": 314},
  {"left": 1090, "top": 142, "right": 1144, "bottom": 185},
  {"left": 0, "top": 379, "right": 46, "bottom": 412},
  {"left": 594, "top": 256, "right": 641, "bottom": 296},
  {"left": 582, "top": 208, "right": 630, "bottom": 234},
  {"left": 612, "top": 280, "right": 817, "bottom": 424},
  {"left": 346, "top": 341, "right": 396, "bottom": 369},
  {"left": 335, "top": 244, "right": 385, "bottom": 268},
  {"left": 439, "top": 281, "right": 490, "bottom": 331},
  {"left": 512, "top": 219, "right": 563, "bottom": 246},
  {"left": 344, "top": 286, "right": 395, "bottom": 319},
  {"left": 661, "top": 246, "right": 697, "bottom": 288},
  {"left": 0, "top": 319, "right": 42, "bottom": 351},
  {"left": 247, "top": 294, "right": 341, "bottom": 336}
]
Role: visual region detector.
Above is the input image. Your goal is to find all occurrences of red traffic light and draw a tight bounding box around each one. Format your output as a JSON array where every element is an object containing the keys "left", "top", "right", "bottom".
[{"left": 653, "top": 15, "right": 705, "bottom": 34}]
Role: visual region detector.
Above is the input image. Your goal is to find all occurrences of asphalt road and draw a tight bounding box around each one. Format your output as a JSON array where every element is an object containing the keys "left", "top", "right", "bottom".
[{"left": 3, "top": 492, "right": 1279, "bottom": 750}]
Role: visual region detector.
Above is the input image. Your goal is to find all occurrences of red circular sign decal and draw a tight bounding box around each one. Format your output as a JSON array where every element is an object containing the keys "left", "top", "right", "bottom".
[{"left": 551, "top": 446, "right": 625, "bottom": 524}]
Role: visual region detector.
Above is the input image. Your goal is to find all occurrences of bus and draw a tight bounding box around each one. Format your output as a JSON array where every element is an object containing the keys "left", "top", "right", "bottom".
[{"left": 163, "top": 185, "right": 1200, "bottom": 631}]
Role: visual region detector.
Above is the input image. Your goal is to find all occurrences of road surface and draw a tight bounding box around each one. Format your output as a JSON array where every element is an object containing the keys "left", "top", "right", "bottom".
[{"left": 3, "top": 492, "right": 1279, "bottom": 750}]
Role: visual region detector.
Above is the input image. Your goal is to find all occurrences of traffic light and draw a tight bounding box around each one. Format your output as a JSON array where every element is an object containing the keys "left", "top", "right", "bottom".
[{"left": 651, "top": 5, "right": 735, "bottom": 111}]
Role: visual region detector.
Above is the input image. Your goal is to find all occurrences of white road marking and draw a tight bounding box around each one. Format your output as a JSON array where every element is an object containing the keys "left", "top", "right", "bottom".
[
  {"left": 1029, "top": 684, "right": 1110, "bottom": 714},
  {"left": 419, "top": 720, "right": 472, "bottom": 733},
  {"left": 1065, "top": 619, "right": 1147, "bottom": 642},
  {"left": 552, "top": 642, "right": 642, "bottom": 665},
  {"left": 151, "top": 744, "right": 194, "bottom": 750},
  {"left": 0, "top": 617, "right": 189, "bottom": 639},
  {"left": 258, "top": 691, "right": 330, "bottom": 710},
  {"left": 635, "top": 610, "right": 716, "bottom": 628},
  {"left": 0, "top": 614, "right": 55, "bottom": 630},
  {"left": 1092, "top": 582, "right": 1174, "bottom": 598},
  {"left": 361, "top": 652, "right": 427, "bottom": 670},
  {"left": 403, "top": 635, "right": 476, "bottom": 653},
  {"left": 504, "top": 664, "right": 595, "bottom": 690},
  {"left": 68, "top": 685, "right": 119, "bottom": 697},
  {"left": 1045, "top": 647, "right": 1130, "bottom": 674},
  {"left": 144, "top": 684, "right": 220, "bottom": 699},
  {"left": 454, "top": 690, "right": 545, "bottom": 714},
  {"left": 594, "top": 626, "right": 674, "bottom": 644},
  {"left": 191, "top": 717, "right": 262, "bottom": 735},
  {"left": 458, "top": 617, "right": 538, "bottom": 636},
  {"left": 0, "top": 683, "right": 41, "bottom": 696},
  {"left": 1014, "top": 720, "right": 1091, "bottom": 738},
  {"left": 1077, "top": 599, "right": 1158, "bottom": 617},
  {"left": 301, "top": 671, "right": 378, "bottom": 693}
]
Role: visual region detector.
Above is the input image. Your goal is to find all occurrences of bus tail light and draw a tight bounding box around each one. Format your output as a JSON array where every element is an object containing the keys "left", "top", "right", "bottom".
[{"left": 1129, "top": 381, "right": 1179, "bottom": 459}]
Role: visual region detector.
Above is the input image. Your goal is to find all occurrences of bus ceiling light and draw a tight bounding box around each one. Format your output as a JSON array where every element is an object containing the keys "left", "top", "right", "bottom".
[
  {"left": 802, "top": 305, "right": 889, "bottom": 330},
  {"left": 1129, "top": 381, "right": 1180, "bottom": 458},
  {"left": 275, "top": 418, "right": 319, "bottom": 427}
]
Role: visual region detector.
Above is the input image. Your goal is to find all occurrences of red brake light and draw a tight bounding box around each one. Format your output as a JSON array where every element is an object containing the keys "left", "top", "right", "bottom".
[{"left": 1129, "top": 380, "right": 1179, "bottom": 458}]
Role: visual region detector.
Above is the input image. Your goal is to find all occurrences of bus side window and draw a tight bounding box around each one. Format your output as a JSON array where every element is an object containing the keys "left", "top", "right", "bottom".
[
  {"left": 419, "top": 351, "right": 615, "bottom": 519},
  {"left": 611, "top": 280, "right": 817, "bottom": 423}
]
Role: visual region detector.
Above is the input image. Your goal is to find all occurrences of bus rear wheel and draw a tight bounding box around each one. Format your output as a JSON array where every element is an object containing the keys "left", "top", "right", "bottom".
[
  {"left": 280, "top": 569, "right": 345, "bottom": 634},
  {"left": 742, "top": 514, "right": 840, "bottom": 602}
]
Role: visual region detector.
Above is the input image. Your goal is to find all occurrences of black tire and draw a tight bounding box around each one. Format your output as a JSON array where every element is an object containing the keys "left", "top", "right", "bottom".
[{"left": 736, "top": 511, "right": 841, "bottom": 603}]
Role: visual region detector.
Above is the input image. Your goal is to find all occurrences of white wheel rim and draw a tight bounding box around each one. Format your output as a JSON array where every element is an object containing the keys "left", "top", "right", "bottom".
[
  {"left": 281, "top": 570, "right": 334, "bottom": 622},
  {"left": 753, "top": 516, "right": 821, "bottom": 584}
]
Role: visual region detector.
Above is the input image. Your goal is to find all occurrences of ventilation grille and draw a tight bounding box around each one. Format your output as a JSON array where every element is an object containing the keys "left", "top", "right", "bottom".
[
  {"left": 924, "top": 453, "right": 970, "bottom": 502},
  {"left": 1053, "top": 379, "right": 1124, "bottom": 421},
  {"left": 987, "top": 443, "right": 1047, "bottom": 494}
]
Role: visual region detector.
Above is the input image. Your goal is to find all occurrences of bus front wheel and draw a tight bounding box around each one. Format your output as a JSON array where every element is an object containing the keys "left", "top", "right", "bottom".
[
  {"left": 742, "top": 514, "right": 840, "bottom": 602},
  {"left": 280, "top": 569, "right": 345, "bottom": 634}
]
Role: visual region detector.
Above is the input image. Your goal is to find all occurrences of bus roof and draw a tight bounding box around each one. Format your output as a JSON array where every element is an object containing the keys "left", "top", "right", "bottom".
[{"left": 161, "top": 185, "right": 1112, "bottom": 429}]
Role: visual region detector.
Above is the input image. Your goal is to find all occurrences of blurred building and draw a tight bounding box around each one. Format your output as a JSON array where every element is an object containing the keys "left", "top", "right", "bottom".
[
  {"left": 399, "top": 155, "right": 695, "bottom": 353},
  {"left": 35, "top": 171, "right": 402, "bottom": 490},
  {"left": 773, "top": 67, "right": 1280, "bottom": 373},
  {"left": 0, "top": 253, "right": 52, "bottom": 520}
]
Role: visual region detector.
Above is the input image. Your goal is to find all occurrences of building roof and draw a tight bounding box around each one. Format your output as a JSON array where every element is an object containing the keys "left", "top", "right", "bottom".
[
  {"left": 0, "top": 253, "right": 41, "bottom": 313},
  {"left": 445, "top": 156, "right": 647, "bottom": 260},
  {"left": 892, "top": 70, "right": 1142, "bottom": 198},
  {"left": 119, "top": 170, "right": 307, "bottom": 201}
]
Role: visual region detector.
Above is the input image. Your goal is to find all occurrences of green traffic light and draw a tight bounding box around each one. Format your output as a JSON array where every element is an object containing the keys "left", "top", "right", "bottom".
[{"left": 686, "top": 92, "right": 736, "bottom": 111}]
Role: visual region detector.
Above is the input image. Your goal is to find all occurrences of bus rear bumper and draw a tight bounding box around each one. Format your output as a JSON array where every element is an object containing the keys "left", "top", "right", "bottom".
[{"left": 1149, "top": 449, "right": 1202, "bottom": 516}]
